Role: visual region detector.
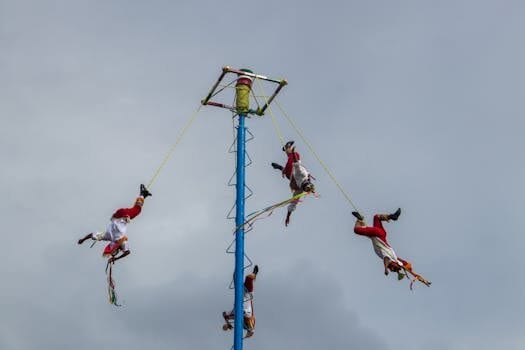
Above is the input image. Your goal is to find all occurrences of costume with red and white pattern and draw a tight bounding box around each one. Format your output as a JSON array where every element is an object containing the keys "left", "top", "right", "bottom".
[
  {"left": 353, "top": 214, "right": 403, "bottom": 265},
  {"left": 224, "top": 273, "right": 256, "bottom": 331},
  {"left": 354, "top": 214, "right": 432, "bottom": 287},
  {"left": 283, "top": 151, "right": 312, "bottom": 214},
  {"left": 93, "top": 197, "right": 144, "bottom": 254}
]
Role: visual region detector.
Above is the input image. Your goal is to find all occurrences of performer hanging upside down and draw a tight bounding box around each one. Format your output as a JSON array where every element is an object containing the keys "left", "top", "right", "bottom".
[
  {"left": 271, "top": 141, "right": 315, "bottom": 226},
  {"left": 78, "top": 184, "right": 152, "bottom": 263},
  {"left": 222, "top": 265, "right": 259, "bottom": 338},
  {"left": 352, "top": 209, "right": 431, "bottom": 288}
]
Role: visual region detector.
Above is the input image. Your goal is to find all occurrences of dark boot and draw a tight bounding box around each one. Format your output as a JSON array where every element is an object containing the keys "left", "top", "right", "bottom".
[
  {"left": 78, "top": 233, "right": 94, "bottom": 245},
  {"left": 351, "top": 211, "right": 364, "bottom": 221},
  {"left": 388, "top": 208, "right": 401, "bottom": 221},
  {"left": 271, "top": 162, "right": 284, "bottom": 171},
  {"left": 140, "top": 184, "right": 152, "bottom": 198}
]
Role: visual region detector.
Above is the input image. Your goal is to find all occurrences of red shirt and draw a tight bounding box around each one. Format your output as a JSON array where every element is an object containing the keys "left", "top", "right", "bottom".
[
  {"left": 282, "top": 152, "right": 300, "bottom": 179},
  {"left": 112, "top": 204, "right": 142, "bottom": 220}
]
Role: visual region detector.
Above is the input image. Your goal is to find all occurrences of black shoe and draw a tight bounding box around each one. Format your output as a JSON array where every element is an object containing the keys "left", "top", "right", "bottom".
[
  {"left": 271, "top": 162, "right": 284, "bottom": 171},
  {"left": 253, "top": 265, "right": 259, "bottom": 275},
  {"left": 351, "top": 211, "right": 364, "bottom": 221},
  {"left": 78, "top": 233, "right": 93, "bottom": 245},
  {"left": 389, "top": 208, "right": 401, "bottom": 221},
  {"left": 140, "top": 184, "right": 152, "bottom": 198}
]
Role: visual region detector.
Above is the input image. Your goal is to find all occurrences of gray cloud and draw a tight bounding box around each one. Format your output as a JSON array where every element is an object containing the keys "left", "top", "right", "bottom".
[{"left": 1, "top": 0, "right": 524, "bottom": 349}]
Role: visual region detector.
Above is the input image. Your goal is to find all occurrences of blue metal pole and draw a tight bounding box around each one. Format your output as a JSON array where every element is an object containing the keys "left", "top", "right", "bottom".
[{"left": 233, "top": 114, "right": 246, "bottom": 350}]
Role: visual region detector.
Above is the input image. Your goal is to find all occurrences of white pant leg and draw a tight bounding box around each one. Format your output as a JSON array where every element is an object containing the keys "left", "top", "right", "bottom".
[
  {"left": 93, "top": 230, "right": 111, "bottom": 241},
  {"left": 107, "top": 218, "right": 128, "bottom": 242},
  {"left": 287, "top": 189, "right": 302, "bottom": 213},
  {"left": 243, "top": 293, "right": 253, "bottom": 317},
  {"left": 371, "top": 237, "right": 399, "bottom": 262},
  {"left": 292, "top": 161, "right": 310, "bottom": 189}
]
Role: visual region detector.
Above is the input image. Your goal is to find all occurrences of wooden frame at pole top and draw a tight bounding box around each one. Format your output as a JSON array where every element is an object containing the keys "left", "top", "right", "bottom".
[{"left": 201, "top": 66, "right": 287, "bottom": 116}]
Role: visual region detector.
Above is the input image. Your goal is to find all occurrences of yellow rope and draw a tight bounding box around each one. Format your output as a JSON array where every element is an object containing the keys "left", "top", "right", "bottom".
[
  {"left": 147, "top": 105, "right": 202, "bottom": 189},
  {"left": 254, "top": 78, "right": 285, "bottom": 147},
  {"left": 274, "top": 99, "right": 360, "bottom": 212}
]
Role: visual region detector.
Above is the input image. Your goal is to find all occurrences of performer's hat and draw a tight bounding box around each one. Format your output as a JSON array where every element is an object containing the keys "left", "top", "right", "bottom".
[{"left": 282, "top": 140, "right": 295, "bottom": 152}]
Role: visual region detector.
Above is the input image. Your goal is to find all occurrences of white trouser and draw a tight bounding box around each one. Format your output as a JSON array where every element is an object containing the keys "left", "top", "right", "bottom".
[
  {"left": 93, "top": 218, "right": 128, "bottom": 242},
  {"left": 243, "top": 292, "right": 253, "bottom": 317},
  {"left": 291, "top": 161, "right": 310, "bottom": 189},
  {"left": 371, "top": 237, "right": 399, "bottom": 264}
]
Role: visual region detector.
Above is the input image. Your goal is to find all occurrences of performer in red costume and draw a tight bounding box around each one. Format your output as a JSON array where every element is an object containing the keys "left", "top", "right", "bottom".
[
  {"left": 222, "top": 265, "right": 259, "bottom": 338},
  {"left": 78, "top": 184, "right": 152, "bottom": 263},
  {"left": 271, "top": 141, "right": 315, "bottom": 226},
  {"left": 352, "top": 209, "right": 431, "bottom": 287}
]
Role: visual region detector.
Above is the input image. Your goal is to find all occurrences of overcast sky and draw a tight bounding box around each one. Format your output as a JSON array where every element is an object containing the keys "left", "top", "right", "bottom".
[{"left": 1, "top": 1, "right": 524, "bottom": 349}]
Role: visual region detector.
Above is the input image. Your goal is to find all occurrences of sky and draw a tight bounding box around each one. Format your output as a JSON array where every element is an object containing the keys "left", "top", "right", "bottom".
[{"left": 1, "top": 0, "right": 524, "bottom": 349}]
